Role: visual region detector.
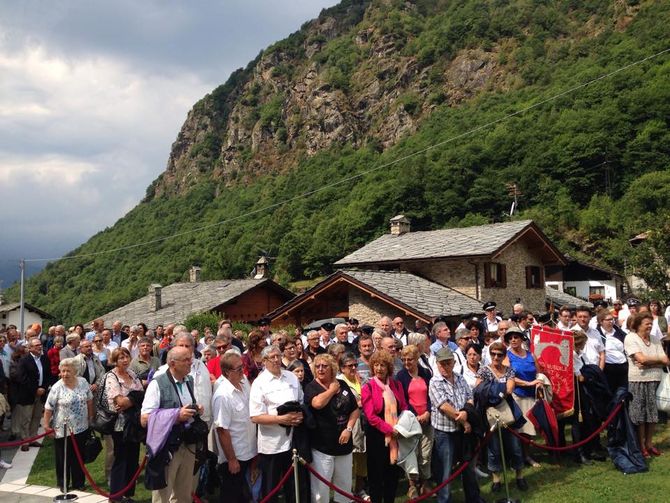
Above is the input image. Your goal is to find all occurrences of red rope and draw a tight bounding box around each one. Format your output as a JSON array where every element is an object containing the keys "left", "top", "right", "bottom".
[
  {"left": 192, "top": 493, "right": 203, "bottom": 503},
  {"left": 302, "top": 461, "right": 367, "bottom": 502},
  {"left": 0, "top": 429, "right": 54, "bottom": 448},
  {"left": 69, "top": 430, "right": 147, "bottom": 499},
  {"left": 259, "top": 464, "right": 294, "bottom": 503},
  {"left": 505, "top": 401, "right": 623, "bottom": 452},
  {"left": 301, "top": 430, "right": 494, "bottom": 503}
]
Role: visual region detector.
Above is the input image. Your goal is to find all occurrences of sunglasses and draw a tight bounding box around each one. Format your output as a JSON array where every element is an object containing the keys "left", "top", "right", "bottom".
[
  {"left": 315, "top": 364, "right": 330, "bottom": 369},
  {"left": 490, "top": 352, "right": 505, "bottom": 358}
]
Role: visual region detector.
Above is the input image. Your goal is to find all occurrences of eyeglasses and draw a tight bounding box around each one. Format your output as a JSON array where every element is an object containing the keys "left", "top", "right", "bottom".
[
  {"left": 509, "top": 334, "right": 521, "bottom": 340},
  {"left": 401, "top": 357, "right": 415, "bottom": 362},
  {"left": 265, "top": 354, "right": 281, "bottom": 360},
  {"left": 216, "top": 346, "right": 225, "bottom": 351},
  {"left": 603, "top": 318, "right": 614, "bottom": 322},
  {"left": 230, "top": 365, "right": 244, "bottom": 373},
  {"left": 314, "top": 364, "right": 330, "bottom": 369},
  {"left": 490, "top": 352, "right": 505, "bottom": 358},
  {"left": 343, "top": 363, "right": 357, "bottom": 368}
]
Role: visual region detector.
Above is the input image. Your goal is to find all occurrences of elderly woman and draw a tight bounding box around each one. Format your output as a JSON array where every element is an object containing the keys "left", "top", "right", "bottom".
[
  {"left": 475, "top": 341, "right": 527, "bottom": 493},
  {"left": 305, "top": 354, "right": 359, "bottom": 503},
  {"left": 408, "top": 332, "right": 433, "bottom": 377},
  {"left": 504, "top": 327, "right": 543, "bottom": 467},
  {"left": 337, "top": 352, "right": 368, "bottom": 500},
  {"left": 625, "top": 312, "right": 670, "bottom": 457},
  {"left": 241, "top": 330, "right": 266, "bottom": 383},
  {"left": 361, "top": 349, "right": 408, "bottom": 503},
  {"left": 47, "top": 335, "right": 64, "bottom": 377},
  {"left": 43, "top": 358, "right": 93, "bottom": 492},
  {"left": 92, "top": 334, "right": 110, "bottom": 370},
  {"left": 396, "top": 344, "right": 432, "bottom": 498},
  {"left": 105, "top": 347, "right": 144, "bottom": 501}
]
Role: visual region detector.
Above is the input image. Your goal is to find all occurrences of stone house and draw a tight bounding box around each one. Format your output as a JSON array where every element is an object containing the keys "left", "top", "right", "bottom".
[{"left": 333, "top": 217, "right": 566, "bottom": 315}]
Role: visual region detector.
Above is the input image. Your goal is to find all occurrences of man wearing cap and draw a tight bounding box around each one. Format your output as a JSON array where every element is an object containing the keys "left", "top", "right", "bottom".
[
  {"left": 391, "top": 317, "right": 410, "bottom": 346},
  {"left": 319, "top": 322, "right": 335, "bottom": 349},
  {"left": 347, "top": 318, "right": 359, "bottom": 344},
  {"left": 429, "top": 347, "right": 483, "bottom": 503},
  {"left": 482, "top": 302, "right": 501, "bottom": 333},
  {"left": 452, "top": 328, "right": 470, "bottom": 375}
]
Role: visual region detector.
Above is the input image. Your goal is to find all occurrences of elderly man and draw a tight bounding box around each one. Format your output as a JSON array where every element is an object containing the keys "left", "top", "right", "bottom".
[
  {"left": 334, "top": 323, "right": 353, "bottom": 351},
  {"left": 377, "top": 316, "right": 392, "bottom": 337},
  {"left": 429, "top": 347, "right": 483, "bottom": 503},
  {"left": 141, "top": 346, "right": 205, "bottom": 503},
  {"left": 304, "top": 330, "right": 325, "bottom": 362},
  {"left": 452, "top": 328, "right": 470, "bottom": 375},
  {"left": 356, "top": 333, "right": 374, "bottom": 384},
  {"left": 73, "top": 339, "right": 105, "bottom": 396},
  {"left": 60, "top": 333, "right": 80, "bottom": 359},
  {"left": 250, "top": 345, "right": 305, "bottom": 503},
  {"left": 381, "top": 336, "right": 403, "bottom": 376},
  {"left": 391, "top": 316, "right": 410, "bottom": 346},
  {"left": 15, "top": 337, "right": 53, "bottom": 450},
  {"left": 430, "top": 322, "right": 457, "bottom": 355},
  {"left": 110, "top": 320, "right": 128, "bottom": 346},
  {"left": 212, "top": 352, "right": 257, "bottom": 503}
]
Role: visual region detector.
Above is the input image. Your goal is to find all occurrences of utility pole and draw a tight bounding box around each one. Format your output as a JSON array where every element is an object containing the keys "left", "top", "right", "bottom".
[
  {"left": 505, "top": 182, "right": 521, "bottom": 217},
  {"left": 19, "top": 259, "right": 25, "bottom": 335}
]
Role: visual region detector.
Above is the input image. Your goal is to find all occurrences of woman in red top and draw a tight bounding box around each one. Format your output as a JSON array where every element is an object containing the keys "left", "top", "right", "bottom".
[
  {"left": 47, "top": 336, "right": 64, "bottom": 377},
  {"left": 361, "top": 349, "right": 407, "bottom": 503}
]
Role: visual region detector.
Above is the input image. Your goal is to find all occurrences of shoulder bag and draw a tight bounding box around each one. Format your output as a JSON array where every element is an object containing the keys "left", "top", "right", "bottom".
[{"left": 92, "top": 371, "right": 119, "bottom": 435}]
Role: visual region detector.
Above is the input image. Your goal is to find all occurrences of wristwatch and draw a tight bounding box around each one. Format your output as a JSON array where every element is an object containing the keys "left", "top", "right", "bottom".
[{"left": 345, "top": 426, "right": 353, "bottom": 432}]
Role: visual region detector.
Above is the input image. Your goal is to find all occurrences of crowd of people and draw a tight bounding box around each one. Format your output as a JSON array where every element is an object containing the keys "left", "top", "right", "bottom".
[{"left": 0, "top": 296, "right": 668, "bottom": 503}]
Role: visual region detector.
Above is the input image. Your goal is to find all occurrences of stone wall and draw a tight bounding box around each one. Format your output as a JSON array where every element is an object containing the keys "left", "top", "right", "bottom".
[
  {"left": 402, "top": 259, "right": 478, "bottom": 298},
  {"left": 479, "top": 241, "right": 546, "bottom": 314},
  {"left": 348, "top": 288, "right": 421, "bottom": 327}
]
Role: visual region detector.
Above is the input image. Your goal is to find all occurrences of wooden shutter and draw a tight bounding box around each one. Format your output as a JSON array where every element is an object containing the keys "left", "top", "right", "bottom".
[{"left": 500, "top": 263, "right": 507, "bottom": 288}]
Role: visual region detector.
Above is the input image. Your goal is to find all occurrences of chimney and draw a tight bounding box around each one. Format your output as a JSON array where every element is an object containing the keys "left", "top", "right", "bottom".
[
  {"left": 149, "top": 284, "right": 162, "bottom": 311},
  {"left": 390, "top": 215, "right": 410, "bottom": 236},
  {"left": 254, "top": 256, "right": 270, "bottom": 279},
  {"left": 189, "top": 266, "right": 202, "bottom": 283}
]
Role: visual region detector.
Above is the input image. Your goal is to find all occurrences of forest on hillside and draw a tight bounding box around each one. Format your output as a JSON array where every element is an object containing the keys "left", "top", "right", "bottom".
[{"left": 8, "top": 0, "right": 670, "bottom": 324}]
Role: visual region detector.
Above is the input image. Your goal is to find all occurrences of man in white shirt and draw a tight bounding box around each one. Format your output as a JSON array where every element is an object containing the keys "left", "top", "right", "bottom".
[
  {"left": 141, "top": 347, "right": 205, "bottom": 503},
  {"left": 121, "top": 325, "right": 142, "bottom": 360},
  {"left": 482, "top": 302, "right": 501, "bottom": 333},
  {"left": 250, "top": 345, "right": 304, "bottom": 503},
  {"left": 574, "top": 306, "right": 605, "bottom": 369},
  {"left": 212, "top": 352, "right": 256, "bottom": 503},
  {"left": 391, "top": 316, "right": 410, "bottom": 346},
  {"left": 556, "top": 305, "right": 573, "bottom": 331},
  {"left": 452, "top": 328, "right": 469, "bottom": 375}
]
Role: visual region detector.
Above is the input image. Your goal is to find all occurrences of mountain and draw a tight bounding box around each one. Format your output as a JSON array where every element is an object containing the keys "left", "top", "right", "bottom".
[{"left": 8, "top": 0, "right": 670, "bottom": 324}]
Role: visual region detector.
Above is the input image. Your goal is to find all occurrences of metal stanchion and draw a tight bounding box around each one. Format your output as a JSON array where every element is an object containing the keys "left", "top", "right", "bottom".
[
  {"left": 493, "top": 419, "right": 520, "bottom": 503},
  {"left": 292, "top": 448, "right": 300, "bottom": 503},
  {"left": 53, "top": 421, "right": 78, "bottom": 502}
]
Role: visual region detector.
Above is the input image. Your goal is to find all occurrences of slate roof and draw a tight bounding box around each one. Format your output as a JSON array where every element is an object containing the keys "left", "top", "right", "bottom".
[
  {"left": 0, "top": 302, "right": 54, "bottom": 319},
  {"left": 268, "top": 269, "right": 483, "bottom": 320},
  {"left": 545, "top": 286, "right": 593, "bottom": 309},
  {"left": 342, "top": 269, "right": 483, "bottom": 317},
  {"left": 97, "top": 278, "right": 292, "bottom": 327},
  {"left": 335, "top": 220, "right": 564, "bottom": 266}
]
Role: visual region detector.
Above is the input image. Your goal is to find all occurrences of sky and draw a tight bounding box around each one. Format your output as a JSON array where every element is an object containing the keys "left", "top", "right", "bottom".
[{"left": 0, "top": 0, "right": 339, "bottom": 289}]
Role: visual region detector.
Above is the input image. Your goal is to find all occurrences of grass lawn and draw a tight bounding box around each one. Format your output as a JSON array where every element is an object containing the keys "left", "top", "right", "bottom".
[{"left": 28, "top": 427, "right": 670, "bottom": 503}]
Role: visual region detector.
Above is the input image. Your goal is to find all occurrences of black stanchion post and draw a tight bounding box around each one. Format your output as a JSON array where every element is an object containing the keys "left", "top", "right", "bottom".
[
  {"left": 54, "top": 420, "right": 78, "bottom": 502},
  {"left": 494, "top": 419, "right": 520, "bottom": 503},
  {"left": 292, "top": 448, "right": 300, "bottom": 503}
]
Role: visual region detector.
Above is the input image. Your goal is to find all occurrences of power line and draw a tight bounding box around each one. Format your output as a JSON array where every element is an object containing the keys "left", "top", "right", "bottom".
[{"left": 22, "top": 46, "right": 670, "bottom": 264}]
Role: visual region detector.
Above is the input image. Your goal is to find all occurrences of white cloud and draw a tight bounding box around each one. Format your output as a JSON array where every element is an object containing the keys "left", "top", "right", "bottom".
[{"left": 0, "top": 0, "right": 340, "bottom": 286}]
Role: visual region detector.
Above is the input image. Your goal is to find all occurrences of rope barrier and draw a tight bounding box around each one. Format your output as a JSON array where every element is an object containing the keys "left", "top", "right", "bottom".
[
  {"left": 68, "top": 430, "right": 148, "bottom": 500},
  {"left": 301, "top": 460, "right": 367, "bottom": 502},
  {"left": 258, "top": 464, "right": 294, "bottom": 503},
  {"left": 505, "top": 401, "right": 624, "bottom": 452},
  {"left": 0, "top": 429, "right": 54, "bottom": 448}
]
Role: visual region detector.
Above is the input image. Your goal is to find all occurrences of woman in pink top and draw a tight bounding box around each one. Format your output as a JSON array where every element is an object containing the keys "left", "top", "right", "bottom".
[
  {"left": 361, "top": 349, "right": 407, "bottom": 503},
  {"left": 396, "top": 344, "right": 433, "bottom": 498}
]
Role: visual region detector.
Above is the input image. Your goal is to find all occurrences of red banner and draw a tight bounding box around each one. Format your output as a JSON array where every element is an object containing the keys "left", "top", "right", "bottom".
[{"left": 530, "top": 325, "right": 574, "bottom": 418}]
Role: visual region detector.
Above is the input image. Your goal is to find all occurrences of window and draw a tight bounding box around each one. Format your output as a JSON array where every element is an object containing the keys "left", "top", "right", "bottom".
[
  {"left": 484, "top": 262, "right": 507, "bottom": 288},
  {"left": 525, "top": 266, "right": 544, "bottom": 289},
  {"left": 589, "top": 286, "right": 605, "bottom": 296},
  {"left": 565, "top": 286, "right": 577, "bottom": 297}
]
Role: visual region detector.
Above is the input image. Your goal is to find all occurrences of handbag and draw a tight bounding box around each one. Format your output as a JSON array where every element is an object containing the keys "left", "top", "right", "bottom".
[
  {"left": 486, "top": 399, "right": 516, "bottom": 427},
  {"left": 83, "top": 430, "right": 103, "bottom": 463},
  {"left": 656, "top": 367, "right": 670, "bottom": 413},
  {"left": 91, "top": 371, "right": 119, "bottom": 435}
]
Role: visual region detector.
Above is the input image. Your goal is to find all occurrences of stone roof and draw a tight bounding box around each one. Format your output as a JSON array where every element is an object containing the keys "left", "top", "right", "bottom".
[
  {"left": 335, "top": 220, "right": 561, "bottom": 266},
  {"left": 342, "top": 269, "right": 482, "bottom": 317},
  {"left": 97, "top": 278, "right": 289, "bottom": 327},
  {"left": 545, "top": 286, "right": 593, "bottom": 309}
]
